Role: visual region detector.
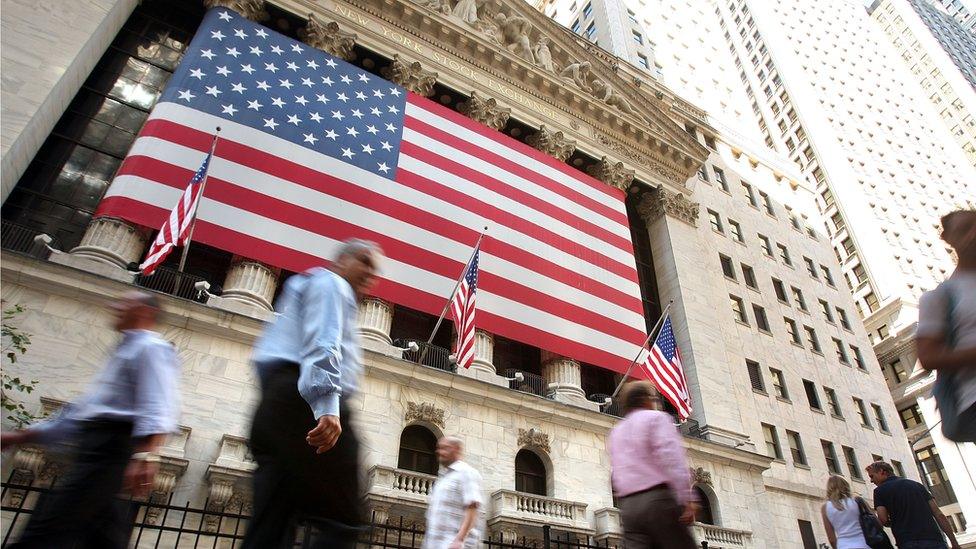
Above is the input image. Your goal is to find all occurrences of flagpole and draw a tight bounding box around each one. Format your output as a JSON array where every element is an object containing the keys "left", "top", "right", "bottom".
[
  {"left": 177, "top": 128, "right": 221, "bottom": 274},
  {"left": 417, "top": 227, "right": 487, "bottom": 366},
  {"left": 609, "top": 299, "right": 674, "bottom": 401}
]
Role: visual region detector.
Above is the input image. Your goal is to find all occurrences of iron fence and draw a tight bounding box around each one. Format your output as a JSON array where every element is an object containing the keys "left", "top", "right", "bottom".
[
  {"left": 397, "top": 339, "right": 455, "bottom": 373},
  {"left": 503, "top": 369, "right": 548, "bottom": 397},
  {"left": 135, "top": 265, "right": 221, "bottom": 304},
  {"left": 0, "top": 220, "right": 62, "bottom": 256}
]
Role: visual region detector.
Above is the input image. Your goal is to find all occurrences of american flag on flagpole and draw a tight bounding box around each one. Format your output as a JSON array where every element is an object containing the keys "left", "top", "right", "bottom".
[
  {"left": 450, "top": 244, "right": 480, "bottom": 369},
  {"left": 640, "top": 315, "right": 692, "bottom": 420},
  {"left": 139, "top": 150, "right": 213, "bottom": 275}
]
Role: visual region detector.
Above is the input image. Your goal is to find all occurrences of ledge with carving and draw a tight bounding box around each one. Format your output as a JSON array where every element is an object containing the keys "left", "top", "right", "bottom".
[
  {"left": 204, "top": 434, "right": 257, "bottom": 531},
  {"left": 365, "top": 464, "right": 437, "bottom": 516},
  {"left": 636, "top": 185, "right": 700, "bottom": 227}
]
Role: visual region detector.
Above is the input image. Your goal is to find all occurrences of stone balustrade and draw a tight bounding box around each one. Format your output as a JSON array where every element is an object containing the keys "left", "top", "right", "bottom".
[
  {"left": 366, "top": 465, "right": 437, "bottom": 508},
  {"left": 488, "top": 489, "right": 589, "bottom": 532},
  {"left": 691, "top": 522, "right": 753, "bottom": 548}
]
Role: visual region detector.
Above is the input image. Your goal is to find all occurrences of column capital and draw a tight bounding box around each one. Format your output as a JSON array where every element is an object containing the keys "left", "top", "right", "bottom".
[
  {"left": 381, "top": 55, "right": 437, "bottom": 97},
  {"left": 217, "top": 256, "right": 280, "bottom": 311},
  {"left": 636, "top": 185, "right": 700, "bottom": 227},
  {"left": 458, "top": 92, "right": 511, "bottom": 131},
  {"left": 526, "top": 124, "right": 576, "bottom": 162},
  {"left": 202, "top": 0, "right": 269, "bottom": 21},
  {"left": 586, "top": 156, "right": 634, "bottom": 192},
  {"left": 298, "top": 12, "right": 356, "bottom": 61}
]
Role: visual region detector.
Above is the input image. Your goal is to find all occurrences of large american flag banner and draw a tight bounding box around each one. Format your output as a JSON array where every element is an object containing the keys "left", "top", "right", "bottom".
[
  {"left": 96, "top": 8, "right": 649, "bottom": 373},
  {"left": 640, "top": 316, "right": 692, "bottom": 420},
  {"left": 450, "top": 244, "right": 480, "bottom": 369}
]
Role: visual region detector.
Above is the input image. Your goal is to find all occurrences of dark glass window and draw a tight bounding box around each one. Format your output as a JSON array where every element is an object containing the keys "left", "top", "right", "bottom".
[
  {"left": 747, "top": 360, "right": 765, "bottom": 392},
  {"left": 693, "top": 486, "right": 714, "bottom": 524},
  {"left": 515, "top": 449, "right": 547, "bottom": 495},
  {"left": 916, "top": 445, "right": 957, "bottom": 506},
  {"left": 397, "top": 425, "right": 438, "bottom": 475}
]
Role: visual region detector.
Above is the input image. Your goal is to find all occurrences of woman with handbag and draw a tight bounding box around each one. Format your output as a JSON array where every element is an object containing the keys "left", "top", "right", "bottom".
[{"left": 821, "top": 476, "right": 892, "bottom": 549}]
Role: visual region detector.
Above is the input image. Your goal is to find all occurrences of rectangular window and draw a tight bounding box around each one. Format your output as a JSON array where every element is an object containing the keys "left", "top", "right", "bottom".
[
  {"left": 731, "top": 294, "right": 748, "bottom": 324},
  {"left": 821, "top": 265, "right": 835, "bottom": 286},
  {"left": 741, "top": 264, "right": 757, "bottom": 289},
  {"left": 851, "top": 345, "right": 866, "bottom": 370},
  {"left": 854, "top": 397, "right": 872, "bottom": 428},
  {"left": 585, "top": 22, "right": 597, "bottom": 39},
  {"left": 889, "top": 359, "right": 909, "bottom": 383},
  {"left": 900, "top": 405, "right": 923, "bottom": 429},
  {"left": 583, "top": 1, "right": 593, "bottom": 17},
  {"left": 785, "top": 317, "right": 801, "bottom": 345},
  {"left": 804, "top": 326, "right": 821, "bottom": 353},
  {"left": 843, "top": 446, "right": 862, "bottom": 479},
  {"left": 787, "top": 430, "right": 807, "bottom": 465},
  {"left": 714, "top": 167, "right": 729, "bottom": 191},
  {"left": 803, "top": 379, "right": 822, "bottom": 410},
  {"left": 632, "top": 30, "right": 644, "bottom": 44},
  {"left": 708, "top": 210, "right": 723, "bottom": 233},
  {"left": 770, "top": 368, "right": 788, "bottom": 399},
  {"left": 865, "top": 292, "right": 880, "bottom": 313},
  {"left": 915, "top": 445, "right": 957, "bottom": 506},
  {"left": 747, "top": 360, "right": 765, "bottom": 392},
  {"left": 820, "top": 300, "right": 834, "bottom": 322},
  {"left": 892, "top": 460, "right": 906, "bottom": 478},
  {"left": 637, "top": 54, "right": 649, "bottom": 70},
  {"left": 822, "top": 440, "right": 841, "bottom": 474},
  {"left": 729, "top": 219, "right": 744, "bottom": 242},
  {"left": 777, "top": 244, "right": 792, "bottom": 265},
  {"left": 773, "top": 278, "right": 788, "bottom": 302},
  {"left": 753, "top": 304, "right": 770, "bottom": 332},
  {"left": 571, "top": 20, "right": 581, "bottom": 33},
  {"left": 627, "top": 8, "right": 638, "bottom": 22},
  {"left": 758, "top": 190, "right": 775, "bottom": 216},
  {"left": 762, "top": 423, "right": 783, "bottom": 459},
  {"left": 872, "top": 404, "right": 889, "bottom": 432},
  {"left": 804, "top": 257, "right": 818, "bottom": 279},
  {"left": 789, "top": 213, "right": 801, "bottom": 231},
  {"left": 824, "top": 387, "right": 843, "bottom": 417},
  {"left": 742, "top": 181, "right": 757, "bottom": 206},
  {"left": 759, "top": 235, "right": 773, "bottom": 256},
  {"left": 837, "top": 307, "right": 851, "bottom": 330},
  {"left": 833, "top": 338, "right": 850, "bottom": 364},
  {"left": 791, "top": 287, "right": 807, "bottom": 311},
  {"left": 720, "top": 254, "right": 736, "bottom": 279}
]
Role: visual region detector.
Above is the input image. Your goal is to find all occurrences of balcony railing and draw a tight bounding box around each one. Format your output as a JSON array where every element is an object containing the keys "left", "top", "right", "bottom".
[
  {"left": 691, "top": 522, "right": 753, "bottom": 548},
  {"left": 587, "top": 393, "right": 621, "bottom": 417},
  {"left": 366, "top": 465, "right": 437, "bottom": 507},
  {"left": 134, "top": 265, "right": 221, "bottom": 304},
  {"left": 0, "top": 221, "right": 62, "bottom": 255},
  {"left": 489, "top": 490, "right": 589, "bottom": 532},
  {"left": 396, "top": 339, "right": 455, "bottom": 373},
  {"left": 504, "top": 369, "right": 547, "bottom": 397}
]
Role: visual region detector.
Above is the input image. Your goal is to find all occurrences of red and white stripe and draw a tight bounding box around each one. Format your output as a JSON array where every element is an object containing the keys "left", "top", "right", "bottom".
[
  {"left": 97, "top": 95, "right": 649, "bottom": 373},
  {"left": 450, "top": 258, "right": 477, "bottom": 370},
  {"left": 640, "top": 347, "right": 692, "bottom": 420},
  {"left": 138, "top": 163, "right": 207, "bottom": 275}
]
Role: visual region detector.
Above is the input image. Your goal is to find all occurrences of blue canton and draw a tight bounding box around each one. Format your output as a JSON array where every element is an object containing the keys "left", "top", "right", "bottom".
[
  {"left": 655, "top": 317, "right": 676, "bottom": 362},
  {"left": 466, "top": 250, "right": 480, "bottom": 293}
]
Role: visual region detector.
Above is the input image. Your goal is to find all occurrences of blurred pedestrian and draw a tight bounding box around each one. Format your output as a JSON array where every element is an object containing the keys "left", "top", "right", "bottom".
[
  {"left": 423, "top": 436, "right": 484, "bottom": 549},
  {"left": 866, "top": 461, "right": 960, "bottom": 549},
  {"left": 243, "top": 239, "right": 381, "bottom": 549},
  {"left": 820, "top": 475, "right": 888, "bottom": 549},
  {"left": 917, "top": 208, "right": 976, "bottom": 442},
  {"left": 1, "top": 291, "right": 181, "bottom": 549},
  {"left": 607, "top": 381, "right": 696, "bottom": 549}
]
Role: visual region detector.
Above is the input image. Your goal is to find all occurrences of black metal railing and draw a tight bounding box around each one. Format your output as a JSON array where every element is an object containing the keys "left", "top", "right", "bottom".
[
  {"left": 135, "top": 265, "right": 221, "bottom": 304},
  {"left": 396, "top": 339, "right": 455, "bottom": 373},
  {"left": 587, "top": 393, "right": 621, "bottom": 417},
  {"left": 503, "top": 369, "right": 548, "bottom": 397},
  {"left": 0, "top": 220, "right": 62, "bottom": 255}
]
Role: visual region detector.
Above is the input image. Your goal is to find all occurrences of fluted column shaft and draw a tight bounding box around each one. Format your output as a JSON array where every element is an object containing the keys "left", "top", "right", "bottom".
[
  {"left": 70, "top": 217, "right": 147, "bottom": 269},
  {"left": 541, "top": 350, "right": 585, "bottom": 400},
  {"left": 359, "top": 297, "right": 394, "bottom": 344},
  {"left": 220, "top": 256, "right": 280, "bottom": 310}
]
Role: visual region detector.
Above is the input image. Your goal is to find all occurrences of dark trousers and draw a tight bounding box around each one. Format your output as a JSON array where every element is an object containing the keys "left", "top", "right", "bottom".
[
  {"left": 11, "top": 420, "right": 136, "bottom": 549},
  {"left": 619, "top": 486, "right": 696, "bottom": 549},
  {"left": 242, "top": 363, "right": 364, "bottom": 549}
]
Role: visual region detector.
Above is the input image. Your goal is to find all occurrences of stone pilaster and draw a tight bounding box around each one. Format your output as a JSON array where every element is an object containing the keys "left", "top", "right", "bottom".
[
  {"left": 202, "top": 0, "right": 269, "bottom": 21},
  {"left": 381, "top": 55, "right": 437, "bottom": 97},
  {"left": 458, "top": 92, "right": 510, "bottom": 131},
  {"left": 526, "top": 125, "right": 576, "bottom": 162},
  {"left": 541, "top": 350, "right": 597, "bottom": 410},
  {"left": 359, "top": 296, "right": 394, "bottom": 344},
  {"left": 586, "top": 156, "right": 634, "bottom": 192},
  {"left": 298, "top": 12, "right": 356, "bottom": 61},
  {"left": 636, "top": 185, "right": 700, "bottom": 227},
  {"left": 219, "top": 256, "right": 279, "bottom": 310}
]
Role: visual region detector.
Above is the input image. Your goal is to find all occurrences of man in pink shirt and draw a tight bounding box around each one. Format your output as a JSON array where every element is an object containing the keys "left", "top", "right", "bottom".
[{"left": 607, "top": 381, "right": 696, "bottom": 549}]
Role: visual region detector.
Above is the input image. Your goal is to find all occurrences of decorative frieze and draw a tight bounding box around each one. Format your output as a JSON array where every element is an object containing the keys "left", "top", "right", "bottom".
[
  {"left": 636, "top": 185, "right": 700, "bottom": 227},
  {"left": 458, "top": 92, "right": 511, "bottom": 131},
  {"left": 202, "top": 0, "right": 269, "bottom": 21},
  {"left": 298, "top": 13, "right": 357, "bottom": 61},
  {"left": 526, "top": 125, "right": 576, "bottom": 162},
  {"left": 517, "top": 428, "right": 551, "bottom": 453},
  {"left": 586, "top": 156, "right": 634, "bottom": 192},
  {"left": 405, "top": 401, "right": 445, "bottom": 429},
  {"left": 220, "top": 256, "right": 280, "bottom": 311},
  {"left": 359, "top": 296, "right": 394, "bottom": 344},
  {"left": 69, "top": 217, "right": 147, "bottom": 269},
  {"left": 381, "top": 55, "right": 437, "bottom": 97}
]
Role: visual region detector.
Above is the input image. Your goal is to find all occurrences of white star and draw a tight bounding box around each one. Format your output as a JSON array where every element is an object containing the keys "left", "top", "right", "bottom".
[
  {"left": 325, "top": 59, "right": 338, "bottom": 68},
  {"left": 294, "top": 95, "right": 308, "bottom": 106},
  {"left": 341, "top": 147, "right": 355, "bottom": 158},
  {"left": 362, "top": 143, "right": 375, "bottom": 154},
  {"left": 309, "top": 112, "right": 323, "bottom": 122},
  {"left": 265, "top": 62, "right": 279, "bottom": 73},
  {"left": 389, "top": 87, "right": 402, "bottom": 97},
  {"left": 287, "top": 114, "right": 301, "bottom": 125},
  {"left": 307, "top": 60, "right": 319, "bottom": 70},
  {"left": 231, "top": 82, "right": 247, "bottom": 93},
  {"left": 205, "top": 85, "right": 222, "bottom": 97},
  {"left": 388, "top": 105, "right": 400, "bottom": 114},
  {"left": 385, "top": 123, "right": 397, "bottom": 132},
  {"left": 340, "top": 74, "right": 353, "bottom": 85},
  {"left": 355, "top": 91, "right": 367, "bottom": 101},
  {"left": 263, "top": 117, "right": 278, "bottom": 130},
  {"left": 331, "top": 110, "right": 345, "bottom": 120},
  {"left": 255, "top": 28, "right": 268, "bottom": 38},
  {"left": 221, "top": 104, "right": 238, "bottom": 116},
  {"left": 217, "top": 11, "right": 233, "bottom": 21},
  {"left": 370, "top": 107, "right": 382, "bottom": 116},
  {"left": 279, "top": 79, "right": 293, "bottom": 89},
  {"left": 301, "top": 77, "right": 314, "bottom": 87},
  {"left": 358, "top": 73, "right": 370, "bottom": 83},
  {"left": 351, "top": 109, "right": 364, "bottom": 119},
  {"left": 373, "top": 89, "right": 385, "bottom": 99},
  {"left": 380, "top": 141, "right": 393, "bottom": 151},
  {"left": 366, "top": 124, "right": 379, "bottom": 135},
  {"left": 234, "top": 28, "right": 248, "bottom": 39},
  {"left": 285, "top": 61, "right": 299, "bottom": 71},
  {"left": 240, "top": 63, "right": 255, "bottom": 74},
  {"left": 346, "top": 126, "right": 359, "bottom": 137},
  {"left": 211, "top": 30, "right": 226, "bottom": 40},
  {"left": 291, "top": 43, "right": 304, "bottom": 53},
  {"left": 270, "top": 44, "right": 284, "bottom": 54},
  {"left": 216, "top": 65, "right": 231, "bottom": 76},
  {"left": 271, "top": 97, "right": 286, "bottom": 108},
  {"left": 256, "top": 80, "right": 271, "bottom": 91},
  {"left": 303, "top": 132, "right": 318, "bottom": 145},
  {"left": 249, "top": 46, "right": 263, "bottom": 56},
  {"left": 336, "top": 92, "right": 349, "bottom": 102},
  {"left": 190, "top": 68, "right": 206, "bottom": 79},
  {"left": 200, "top": 49, "right": 216, "bottom": 60},
  {"left": 226, "top": 47, "right": 241, "bottom": 58},
  {"left": 324, "top": 129, "right": 338, "bottom": 140},
  {"left": 377, "top": 162, "right": 390, "bottom": 174},
  {"left": 178, "top": 89, "right": 196, "bottom": 102},
  {"left": 316, "top": 93, "right": 329, "bottom": 104},
  {"left": 247, "top": 99, "right": 263, "bottom": 110},
  {"left": 322, "top": 76, "right": 334, "bottom": 86}
]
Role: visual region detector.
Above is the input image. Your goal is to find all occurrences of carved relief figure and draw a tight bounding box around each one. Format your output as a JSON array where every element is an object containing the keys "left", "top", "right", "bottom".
[
  {"left": 559, "top": 61, "right": 593, "bottom": 92},
  {"left": 452, "top": 0, "right": 479, "bottom": 24},
  {"left": 533, "top": 36, "right": 555, "bottom": 72},
  {"left": 591, "top": 79, "right": 635, "bottom": 115},
  {"left": 494, "top": 12, "right": 535, "bottom": 63}
]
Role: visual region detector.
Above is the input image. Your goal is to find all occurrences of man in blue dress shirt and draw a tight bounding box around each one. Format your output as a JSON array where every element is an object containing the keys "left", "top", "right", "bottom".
[
  {"left": 243, "top": 238, "right": 381, "bottom": 549},
  {"left": 2, "top": 291, "right": 181, "bottom": 548}
]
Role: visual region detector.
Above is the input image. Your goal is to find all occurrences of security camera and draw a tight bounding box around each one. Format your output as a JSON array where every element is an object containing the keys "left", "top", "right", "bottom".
[{"left": 193, "top": 281, "right": 211, "bottom": 293}]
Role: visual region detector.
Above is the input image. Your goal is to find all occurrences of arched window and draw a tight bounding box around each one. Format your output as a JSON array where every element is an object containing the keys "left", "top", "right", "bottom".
[
  {"left": 515, "top": 449, "right": 547, "bottom": 496},
  {"left": 397, "top": 425, "right": 438, "bottom": 475},
  {"left": 693, "top": 486, "right": 714, "bottom": 525}
]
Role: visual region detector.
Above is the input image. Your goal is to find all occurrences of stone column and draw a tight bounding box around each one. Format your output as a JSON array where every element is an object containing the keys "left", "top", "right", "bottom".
[
  {"left": 471, "top": 329, "right": 495, "bottom": 375},
  {"left": 359, "top": 296, "right": 394, "bottom": 344},
  {"left": 51, "top": 217, "right": 146, "bottom": 282},
  {"left": 381, "top": 55, "right": 437, "bottom": 97},
  {"left": 458, "top": 92, "right": 510, "bottom": 131},
  {"left": 219, "top": 256, "right": 279, "bottom": 310},
  {"left": 586, "top": 156, "right": 635, "bottom": 192},
  {"left": 542, "top": 350, "right": 597, "bottom": 410},
  {"left": 526, "top": 125, "right": 577, "bottom": 162},
  {"left": 202, "top": 0, "right": 269, "bottom": 21},
  {"left": 298, "top": 12, "right": 356, "bottom": 61}
]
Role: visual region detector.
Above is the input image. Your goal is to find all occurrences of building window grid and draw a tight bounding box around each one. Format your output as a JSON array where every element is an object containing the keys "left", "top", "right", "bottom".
[
  {"left": 854, "top": 398, "right": 872, "bottom": 428},
  {"left": 843, "top": 446, "right": 862, "bottom": 480},
  {"left": 872, "top": 404, "right": 889, "bottom": 432},
  {"left": 787, "top": 430, "right": 807, "bottom": 465},
  {"left": 822, "top": 440, "right": 841, "bottom": 475},
  {"left": 762, "top": 423, "right": 784, "bottom": 460},
  {"left": 824, "top": 387, "right": 843, "bottom": 418}
]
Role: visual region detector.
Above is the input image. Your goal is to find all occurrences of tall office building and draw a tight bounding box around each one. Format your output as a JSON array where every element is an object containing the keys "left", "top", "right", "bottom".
[
  {"left": 536, "top": 0, "right": 976, "bottom": 540},
  {"left": 927, "top": 0, "right": 976, "bottom": 31},
  {"left": 869, "top": 0, "right": 976, "bottom": 164}
]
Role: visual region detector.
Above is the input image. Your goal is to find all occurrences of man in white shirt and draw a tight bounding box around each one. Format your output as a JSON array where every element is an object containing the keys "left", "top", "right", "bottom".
[{"left": 423, "top": 436, "right": 483, "bottom": 549}]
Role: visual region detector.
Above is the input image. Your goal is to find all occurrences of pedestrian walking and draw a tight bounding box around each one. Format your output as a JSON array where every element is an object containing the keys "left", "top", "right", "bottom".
[
  {"left": 866, "top": 461, "right": 960, "bottom": 549},
  {"left": 423, "top": 436, "right": 484, "bottom": 549},
  {"left": 1, "top": 291, "right": 181, "bottom": 549},
  {"left": 821, "top": 475, "right": 889, "bottom": 549},
  {"left": 242, "top": 239, "right": 380, "bottom": 549},
  {"left": 607, "top": 381, "right": 696, "bottom": 549}
]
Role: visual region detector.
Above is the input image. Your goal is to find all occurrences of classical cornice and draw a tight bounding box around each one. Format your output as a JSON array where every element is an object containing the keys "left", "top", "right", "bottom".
[{"left": 636, "top": 185, "right": 700, "bottom": 227}]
